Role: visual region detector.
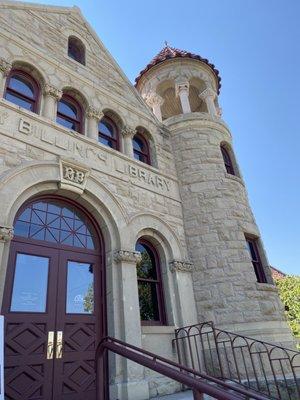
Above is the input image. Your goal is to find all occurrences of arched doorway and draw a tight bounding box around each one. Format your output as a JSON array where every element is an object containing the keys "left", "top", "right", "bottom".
[{"left": 1, "top": 196, "right": 105, "bottom": 400}]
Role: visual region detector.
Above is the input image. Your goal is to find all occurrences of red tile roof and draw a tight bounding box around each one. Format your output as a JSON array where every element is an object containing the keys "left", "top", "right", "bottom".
[
  {"left": 271, "top": 266, "right": 286, "bottom": 280},
  {"left": 135, "top": 45, "right": 221, "bottom": 93}
]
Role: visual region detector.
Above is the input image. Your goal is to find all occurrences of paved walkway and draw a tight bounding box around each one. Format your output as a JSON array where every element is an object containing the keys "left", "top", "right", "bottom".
[{"left": 153, "top": 391, "right": 193, "bottom": 399}]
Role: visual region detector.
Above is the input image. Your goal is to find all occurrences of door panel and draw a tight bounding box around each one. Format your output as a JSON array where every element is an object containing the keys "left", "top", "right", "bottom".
[
  {"left": 2, "top": 242, "right": 58, "bottom": 400},
  {"left": 52, "top": 251, "right": 100, "bottom": 400}
]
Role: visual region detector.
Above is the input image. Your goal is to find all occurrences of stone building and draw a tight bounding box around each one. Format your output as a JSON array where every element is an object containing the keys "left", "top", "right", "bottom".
[{"left": 0, "top": 1, "right": 295, "bottom": 399}]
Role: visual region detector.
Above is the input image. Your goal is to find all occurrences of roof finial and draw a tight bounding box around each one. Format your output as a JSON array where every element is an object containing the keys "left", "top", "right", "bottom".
[{"left": 164, "top": 40, "right": 169, "bottom": 48}]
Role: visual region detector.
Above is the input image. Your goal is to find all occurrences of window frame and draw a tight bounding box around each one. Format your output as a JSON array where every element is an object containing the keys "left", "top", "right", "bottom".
[
  {"left": 98, "top": 116, "right": 120, "bottom": 151},
  {"left": 245, "top": 235, "right": 267, "bottom": 283},
  {"left": 221, "top": 145, "right": 235, "bottom": 175},
  {"left": 68, "top": 36, "right": 85, "bottom": 65},
  {"left": 133, "top": 133, "right": 151, "bottom": 165},
  {"left": 136, "top": 239, "right": 166, "bottom": 326},
  {"left": 4, "top": 69, "right": 40, "bottom": 113},
  {"left": 56, "top": 94, "right": 83, "bottom": 134}
]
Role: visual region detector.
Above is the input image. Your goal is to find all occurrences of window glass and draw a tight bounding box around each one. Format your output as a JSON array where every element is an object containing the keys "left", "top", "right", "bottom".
[
  {"left": 99, "top": 120, "right": 114, "bottom": 138},
  {"left": 15, "top": 200, "right": 96, "bottom": 250},
  {"left": 133, "top": 136, "right": 144, "bottom": 152},
  {"left": 66, "top": 261, "right": 94, "bottom": 314},
  {"left": 136, "top": 243, "right": 157, "bottom": 279},
  {"left": 9, "top": 75, "right": 34, "bottom": 98},
  {"left": 11, "top": 253, "right": 49, "bottom": 313},
  {"left": 138, "top": 281, "right": 160, "bottom": 321},
  {"left": 56, "top": 115, "right": 76, "bottom": 131},
  {"left": 57, "top": 99, "right": 78, "bottom": 119},
  {"left": 5, "top": 92, "right": 33, "bottom": 111}
]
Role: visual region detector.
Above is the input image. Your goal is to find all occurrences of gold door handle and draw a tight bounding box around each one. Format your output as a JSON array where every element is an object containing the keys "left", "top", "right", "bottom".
[
  {"left": 56, "top": 331, "right": 63, "bottom": 359},
  {"left": 47, "top": 331, "right": 55, "bottom": 360}
]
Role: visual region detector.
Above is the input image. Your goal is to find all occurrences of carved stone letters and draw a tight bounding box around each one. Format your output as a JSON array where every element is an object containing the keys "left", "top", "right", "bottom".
[{"left": 59, "top": 159, "right": 90, "bottom": 194}]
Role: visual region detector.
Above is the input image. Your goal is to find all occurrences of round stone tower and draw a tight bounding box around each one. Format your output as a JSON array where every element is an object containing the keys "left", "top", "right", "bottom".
[{"left": 136, "top": 45, "right": 293, "bottom": 345}]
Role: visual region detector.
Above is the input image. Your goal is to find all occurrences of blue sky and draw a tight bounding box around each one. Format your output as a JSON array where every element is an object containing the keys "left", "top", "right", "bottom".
[{"left": 25, "top": 0, "right": 299, "bottom": 275}]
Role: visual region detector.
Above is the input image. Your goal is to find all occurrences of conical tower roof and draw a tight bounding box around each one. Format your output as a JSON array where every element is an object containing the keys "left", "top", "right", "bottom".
[{"left": 135, "top": 45, "right": 221, "bottom": 93}]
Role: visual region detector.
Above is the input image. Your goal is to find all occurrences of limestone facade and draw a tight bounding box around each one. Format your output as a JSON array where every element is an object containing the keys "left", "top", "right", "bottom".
[{"left": 0, "top": 1, "right": 294, "bottom": 399}]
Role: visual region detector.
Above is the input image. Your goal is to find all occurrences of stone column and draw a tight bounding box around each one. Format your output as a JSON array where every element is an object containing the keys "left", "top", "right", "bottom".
[
  {"left": 86, "top": 107, "right": 103, "bottom": 141},
  {"left": 0, "top": 58, "right": 12, "bottom": 98},
  {"left": 175, "top": 81, "right": 191, "bottom": 114},
  {"left": 169, "top": 260, "right": 197, "bottom": 327},
  {"left": 42, "top": 84, "right": 62, "bottom": 120},
  {"left": 0, "top": 226, "right": 14, "bottom": 307},
  {"left": 113, "top": 250, "right": 149, "bottom": 400},
  {"left": 121, "top": 126, "right": 136, "bottom": 158},
  {"left": 145, "top": 93, "right": 164, "bottom": 122},
  {"left": 199, "top": 87, "right": 218, "bottom": 117}
]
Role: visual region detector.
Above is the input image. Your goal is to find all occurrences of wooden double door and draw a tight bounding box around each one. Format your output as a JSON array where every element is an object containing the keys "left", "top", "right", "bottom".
[{"left": 1, "top": 197, "right": 104, "bottom": 400}]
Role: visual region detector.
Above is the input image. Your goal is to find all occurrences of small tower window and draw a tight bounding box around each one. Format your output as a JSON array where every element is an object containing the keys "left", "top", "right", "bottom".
[
  {"left": 133, "top": 134, "right": 151, "bottom": 165},
  {"left": 4, "top": 70, "right": 40, "bottom": 113},
  {"left": 68, "top": 36, "right": 85, "bottom": 65},
  {"left": 245, "top": 236, "right": 267, "bottom": 283},
  {"left": 98, "top": 116, "right": 119, "bottom": 150},
  {"left": 221, "top": 145, "right": 235, "bottom": 175},
  {"left": 56, "top": 94, "right": 83, "bottom": 133},
  {"left": 135, "top": 239, "right": 166, "bottom": 325}
]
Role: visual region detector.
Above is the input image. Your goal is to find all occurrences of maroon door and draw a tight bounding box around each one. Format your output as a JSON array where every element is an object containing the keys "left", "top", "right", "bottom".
[{"left": 1, "top": 197, "right": 104, "bottom": 400}]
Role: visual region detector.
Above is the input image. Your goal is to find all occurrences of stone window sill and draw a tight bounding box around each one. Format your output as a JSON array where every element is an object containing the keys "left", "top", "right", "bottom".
[
  {"left": 255, "top": 282, "right": 278, "bottom": 292},
  {"left": 224, "top": 172, "right": 245, "bottom": 186},
  {"left": 141, "top": 325, "right": 176, "bottom": 335}
]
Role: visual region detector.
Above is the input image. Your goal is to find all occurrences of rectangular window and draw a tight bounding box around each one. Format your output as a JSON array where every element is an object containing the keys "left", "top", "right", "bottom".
[{"left": 245, "top": 236, "right": 267, "bottom": 283}]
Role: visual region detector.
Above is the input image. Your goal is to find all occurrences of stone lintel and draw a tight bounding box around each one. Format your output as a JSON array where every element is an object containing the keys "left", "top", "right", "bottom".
[
  {"left": 0, "top": 226, "right": 14, "bottom": 242},
  {"left": 169, "top": 260, "right": 194, "bottom": 273},
  {"left": 114, "top": 250, "right": 142, "bottom": 263}
]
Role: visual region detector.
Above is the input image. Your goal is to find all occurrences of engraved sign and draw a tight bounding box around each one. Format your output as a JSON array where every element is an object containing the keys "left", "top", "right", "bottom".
[{"left": 59, "top": 159, "right": 90, "bottom": 194}]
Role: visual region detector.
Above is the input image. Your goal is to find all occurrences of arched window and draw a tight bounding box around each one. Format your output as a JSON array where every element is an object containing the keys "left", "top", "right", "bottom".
[
  {"left": 133, "top": 134, "right": 151, "bottom": 165},
  {"left": 135, "top": 239, "right": 166, "bottom": 325},
  {"left": 98, "top": 116, "right": 119, "bottom": 150},
  {"left": 56, "top": 94, "right": 83, "bottom": 133},
  {"left": 68, "top": 36, "right": 85, "bottom": 65},
  {"left": 221, "top": 145, "right": 235, "bottom": 175},
  {"left": 4, "top": 70, "right": 40, "bottom": 113}
]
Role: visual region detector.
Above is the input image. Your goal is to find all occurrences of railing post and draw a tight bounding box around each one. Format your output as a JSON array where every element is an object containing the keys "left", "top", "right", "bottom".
[
  {"left": 96, "top": 341, "right": 107, "bottom": 400},
  {"left": 193, "top": 390, "right": 203, "bottom": 400}
]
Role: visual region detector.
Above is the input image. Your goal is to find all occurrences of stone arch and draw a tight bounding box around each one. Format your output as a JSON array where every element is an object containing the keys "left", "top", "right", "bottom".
[
  {"left": 0, "top": 161, "right": 128, "bottom": 313},
  {"left": 156, "top": 79, "right": 181, "bottom": 120},
  {"left": 189, "top": 77, "right": 208, "bottom": 113},
  {"left": 101, "top": 108, "right": 124, "bottom": 130},
  {"left": 8, "top": 59, "right": 47, "bottom": 88},
  {"left": 61, "top": 86, "right": 89, "bottom": 111}
]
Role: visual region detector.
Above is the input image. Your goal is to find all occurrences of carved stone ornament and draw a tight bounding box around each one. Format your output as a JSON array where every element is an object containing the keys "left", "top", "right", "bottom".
[
  {"left": 145, "top": 93, "right": 164, "bottom": 108},
  {"left": 169, "top": 260, "right": 194, "bottom": 273},
  {"left": 121, "top": 126, "right": 136, "bottom": 138},
  {"left": 175, "top": 81, "right": 189, "bottom": 97},
  {"left": 114, "top": 250, "right": 142, "bottom": 264},
  {"left": 199, "top": 87, "right": 217, "bottom": 101},
  {"left": 0, "top": 58, "right": 12, "bottom": 76},
  {"left": 86, "top": 106, "right": 104, "bottom": 121},
  {"left": 59, "top": 159, "right": 90, "bottom": 194},
  {"left": 0, "top": 226, "right": 14, "bottom": 242},
  {"left": 43, "top": 84, "right": 63, "bottom": 100}
]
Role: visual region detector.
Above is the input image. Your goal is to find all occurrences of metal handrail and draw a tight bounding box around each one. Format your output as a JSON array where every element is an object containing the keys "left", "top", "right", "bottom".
[
  {"left": 95, "top": 336, "right": 270, "bottom": 400},
  {"left": 173, "top": 322, "right": 300, "bottom": 400}
]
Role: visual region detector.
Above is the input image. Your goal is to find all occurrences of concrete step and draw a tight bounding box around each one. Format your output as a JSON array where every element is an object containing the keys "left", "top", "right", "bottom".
[{"left": 153, "top": 391, "right": 193, "bottom": 399}]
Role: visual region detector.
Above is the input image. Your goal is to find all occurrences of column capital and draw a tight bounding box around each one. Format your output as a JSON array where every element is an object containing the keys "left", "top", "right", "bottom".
[
  {"left": 169, "top": 260, "right": 194, "bottom": 273},
  {"left": 145, "top": 93, "right": 164, "bottom": 108},
  {"left": 0, "top": 226, "right": 14, "bottom": 242},
  {"left": 199, "top": 87, "right": 217, "bottom": 101},
  {"left": 0, "top": 58, "right": 12, "bottom": 77},
  {"left": 121, "top": 126, "right": 136, "bottom": 138},
  {"left": 86, "top": 106, "right": 104, "bottom": 121},
  {"left": 114, "top": 250, "right": 142, "bottom": 264},
  {"left": 43, "top": 84, "right": 63, "bottom": 100},
  {"left": 175, "top": 81, "right": 189, "bottom": 97}
]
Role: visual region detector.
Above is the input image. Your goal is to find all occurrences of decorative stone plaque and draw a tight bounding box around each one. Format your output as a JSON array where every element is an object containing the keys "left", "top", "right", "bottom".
[{"left": 59, "top": 159, "right": 90, "bottom": 194}]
